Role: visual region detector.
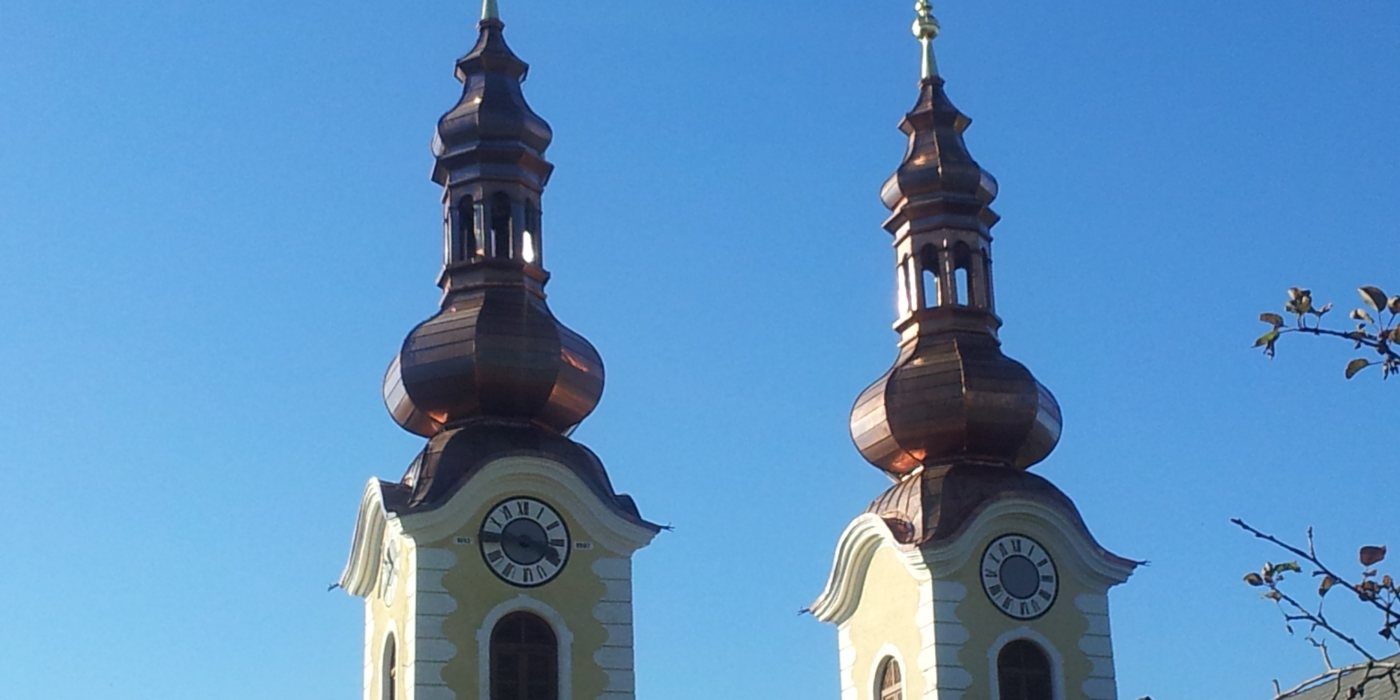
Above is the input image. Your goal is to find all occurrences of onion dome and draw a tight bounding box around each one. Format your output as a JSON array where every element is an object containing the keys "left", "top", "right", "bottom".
[
  {"left": 383, "top": 3, "right": 604, "bottom": 438},
  {"left": 849, "top": 1, "right": 1061, "bottom": 478}
]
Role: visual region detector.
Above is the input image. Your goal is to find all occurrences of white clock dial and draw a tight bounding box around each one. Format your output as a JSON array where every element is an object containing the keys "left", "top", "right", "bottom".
[
  {"left": 479, "top": 496, "right": 571, "bottom": 588},
  {"left": 980, "top": 534, "right": 1057, "bottom": 620}
]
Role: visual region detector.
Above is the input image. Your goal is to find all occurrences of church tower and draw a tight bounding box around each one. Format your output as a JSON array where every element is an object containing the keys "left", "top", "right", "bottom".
[
  {"left": 810, "top": 4, "right": 1136, "bottom": 699},
  {"left": 340, "top": 3, "right": 660, "bottom": 699}
]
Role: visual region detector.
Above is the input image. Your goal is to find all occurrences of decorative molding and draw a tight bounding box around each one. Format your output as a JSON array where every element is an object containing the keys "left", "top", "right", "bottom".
[
  {"left": 341, "top": 478, "right": 394, "bottom": 598},
  {"left": 592, "top": 556, "right": 636, "bottom": 698},
  {"left": 837, "top": 624, "right": 856, "bottom": 700},
  {"left": 986, "top": 627, "right": 1068, "bottom": 700},
  {"left": 398, "top": 456, "right": 657, "bottom": 556},
  {"left": 923, "top": 580, "right": 971, "bottom": 698},
  {"left": 476, "top": 595, "right": 575, "bottom": 700},
  {"left": 810, "top": 514, "right": 930, "bottom": 624},
  {"left": 920, "top": 498, "right": 1136, "bottom": 588}
]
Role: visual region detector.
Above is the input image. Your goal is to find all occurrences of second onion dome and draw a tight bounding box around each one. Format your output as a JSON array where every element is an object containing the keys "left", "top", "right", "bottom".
[
  {"left": 849, "top": 2, "right": 1061, "bottom": 478},
  {"left": 383, "top": 6, "right": 603, "bottom": 438}
]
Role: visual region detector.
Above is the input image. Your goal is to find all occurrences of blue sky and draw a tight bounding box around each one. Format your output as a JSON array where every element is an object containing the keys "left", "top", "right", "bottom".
[{"left": 2, "top": 1, "right": 1399, "bottom": 697}]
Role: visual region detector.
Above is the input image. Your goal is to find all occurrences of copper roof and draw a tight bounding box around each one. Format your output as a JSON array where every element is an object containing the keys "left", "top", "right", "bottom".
[
  {"left": 849, "top": 13, "right": 1059, "bottom": 478},
  {"left": 383, "top": 11, "right": 604, "bottom": 439},
  {"left": 379, "top": 420, "right": 657, "bottom": 532},
  {"left": 867, "top": 464, "right": 1117, "bottom": 559}
]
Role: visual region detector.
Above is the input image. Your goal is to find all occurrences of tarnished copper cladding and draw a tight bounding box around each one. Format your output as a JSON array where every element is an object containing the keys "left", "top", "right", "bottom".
[
  {"left": 383, "top": 13, "right": 604, "bottom": 438},
  {"left": 849, "top": 39, "right": 1061, "bottom": 478}
]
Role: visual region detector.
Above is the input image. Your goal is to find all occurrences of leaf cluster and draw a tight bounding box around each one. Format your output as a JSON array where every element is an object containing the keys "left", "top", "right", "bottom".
[
  {"left": 1256, "top": 286, "right": 1400, "bottom": 379},
  {"left": 1236, "top": 520, "right": 1400, "bottom": 699}
]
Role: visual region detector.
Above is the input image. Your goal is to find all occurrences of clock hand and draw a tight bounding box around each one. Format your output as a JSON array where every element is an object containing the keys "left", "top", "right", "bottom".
[{"left": 480, "top": 531, "right": 504, "bottom": 544}]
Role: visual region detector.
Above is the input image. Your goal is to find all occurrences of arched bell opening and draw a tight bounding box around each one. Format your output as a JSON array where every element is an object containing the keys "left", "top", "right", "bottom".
[
  {"left": 996, "top": 639, "right": 1053, "bottom": 700},
  {"left": 490, "top": 192, "right": 514, "bottom": 260},
  {"left": 490, "top": 611, "right": 559, "bottom": 700},
  {"left": 919, "top": 243, "right": 941, "bottom": 308}
]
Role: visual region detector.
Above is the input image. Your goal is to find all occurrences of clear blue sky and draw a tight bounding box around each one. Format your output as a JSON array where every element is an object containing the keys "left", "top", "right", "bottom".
[{"left": 2, "top": 1, "right": 1399, "bottom": 698}]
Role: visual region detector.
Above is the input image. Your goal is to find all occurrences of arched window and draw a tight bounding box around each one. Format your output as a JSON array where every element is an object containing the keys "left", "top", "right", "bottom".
[
  {"left": 491, "top": 193, "right": 513, "bottom": 260},
  {"left": 952, "top": 241, "right": 974, "bottom": 307},
  {"left": 997, "top": 639, "right": 1052, "bottom": 700},
  {"left": 491, "top": 612, "right": 558, "bottom": 700},
  {"left": 457, "top": 196, "right": 477, "bottom": 262},
  {"left": 896, "top": 257, "right": 911, "bottom": 316},
  {"left": 382, "top": 634, "right": 397, "bottom": 700},
  {"left": 524, "top": 202, "right": 542, "bottom": 264},
  {"left": 919, "top": 244, "right": 940, "bottom": 308},
  {"left": 877, "top": 657, "right": 903, "bottom": 700}
]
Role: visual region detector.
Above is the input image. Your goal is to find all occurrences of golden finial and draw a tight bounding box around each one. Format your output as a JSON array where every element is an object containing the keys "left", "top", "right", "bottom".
[
  {"left": 912, "top": 0, "right": 941, "bottom": 79},
  {"left": 482, "top": 0, "right": 499, "bottom": 21}
]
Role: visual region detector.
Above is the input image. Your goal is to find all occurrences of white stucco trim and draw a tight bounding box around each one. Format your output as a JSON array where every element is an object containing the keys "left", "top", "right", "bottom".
[
  {"left": 920, "top": 498, "right": 1136, "bottom": 588},
  {"left": 341, "top": 477, "right": 396, "bottom": 597},
  {"left": 398, "top": 456, "right": 657, "bottom": 556},
  {"left": 477, "top": 595, "right": 575, "bottom": 700},
  {"left": 810, "top": 514, "right": 930, "bottom": 623},
  {"left": 986, "top": 628, "right": 1067, "bottom": 700}
]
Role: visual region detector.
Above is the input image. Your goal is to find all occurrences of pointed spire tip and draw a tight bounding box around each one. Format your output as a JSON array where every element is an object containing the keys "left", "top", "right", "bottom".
[
  {"left": 912, "top": 0, "right": 940, "bottom": 79},
  {"left": 482, "top": 0, "right": 499, "bottom": 21}
]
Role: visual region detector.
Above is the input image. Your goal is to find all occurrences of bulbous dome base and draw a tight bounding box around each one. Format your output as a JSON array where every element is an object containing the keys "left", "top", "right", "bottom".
[
  {"left": 383, "top": 286, "right": 603, "bottom": 437},
  {"left": 850, "top": 329, "right": 1061, "bottom": 477}
]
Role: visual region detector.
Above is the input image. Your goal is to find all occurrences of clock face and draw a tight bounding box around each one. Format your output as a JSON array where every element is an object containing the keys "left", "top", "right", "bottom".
[
  {"left": 980, "top": 534, "right": 1058, "bottom": 620},
  {"left": 479, "top": 497, "right": 571, "bottom": 588}
]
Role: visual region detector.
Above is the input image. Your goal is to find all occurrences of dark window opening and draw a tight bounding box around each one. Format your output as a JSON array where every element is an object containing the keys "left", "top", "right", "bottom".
[
  {"left": 490, "top": 612, "right": 558, "bottom": 700},
  {"left": 491, "top": 193, "right": 513, "bottom": 260},
  {"left": 998, "top": 639, "right": 1053, "bottom": 700},
  {"left": 952, "top": 241, "right": 974, "bottom": 307},
  {"left": 460, "top": 198, "right": 476, "bottom": 261},
  {"left": 383, "top": 634, "right": 397, "bottom": 700},
  {"left": 919, "top": 244, "right": 941, "bottom": 308}
]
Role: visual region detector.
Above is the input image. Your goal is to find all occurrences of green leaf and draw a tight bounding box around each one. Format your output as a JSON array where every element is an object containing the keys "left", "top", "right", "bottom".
[
  {"left": 1275, "top": 561, "right": 1302, "bottom": 574},
  {"left": 1260, "top": 312, "right": 1285, "bottom": 328},
  {"left": 1254, "top": 329, "right": 1280, "bottom": 348},
  {"left": 1360, "top": 286, "right": 1387, "bottom": 312},
  {"left": 1346, "top": 358, "right": 1372, "bottom": 379}
]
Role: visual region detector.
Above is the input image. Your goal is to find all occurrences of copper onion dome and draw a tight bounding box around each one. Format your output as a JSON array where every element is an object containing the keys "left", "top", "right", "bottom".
[
  {"left": 383, "top": 4, "right": 604, "bottom": 438},
  {"left": 849, "top": 1, "right": 1061, "bottom": 478}
]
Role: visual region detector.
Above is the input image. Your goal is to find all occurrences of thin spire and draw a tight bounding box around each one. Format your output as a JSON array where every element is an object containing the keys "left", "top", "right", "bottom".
[
  {"left": 482, "top": 0, "right": 499, "bottom": 21},
  {"left": 912, "top": 0, "right": 940, "bottom": 79}
]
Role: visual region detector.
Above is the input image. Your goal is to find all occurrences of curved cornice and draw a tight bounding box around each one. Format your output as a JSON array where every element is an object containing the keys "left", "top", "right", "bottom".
[
  {"left": 399, "top": 455, "right": 659, "bottom": 556},
  {"left": 809, "top": 514, "right": 928, "bottom": 624},
  {"left": 810, "top": 498, "right": 1137, "bottom": 624},
  {"left": 920, "top": 497, "right": 1138, "bottom": 587},
  {"left": 339, "top": 478, "right": 395, "bottom": 598}
]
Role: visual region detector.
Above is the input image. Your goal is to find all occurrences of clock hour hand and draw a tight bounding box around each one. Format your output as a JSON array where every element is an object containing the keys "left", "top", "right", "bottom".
[{"left": 480, "top": 531, "right": 504, "bottom": 544}]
